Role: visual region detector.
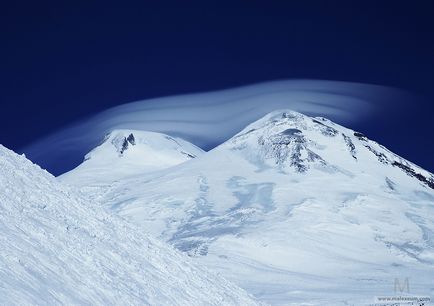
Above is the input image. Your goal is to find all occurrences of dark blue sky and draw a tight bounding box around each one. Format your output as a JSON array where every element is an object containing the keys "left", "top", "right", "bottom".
[{"left": 1, "top": 1, "right": 434, "bottom": 173}]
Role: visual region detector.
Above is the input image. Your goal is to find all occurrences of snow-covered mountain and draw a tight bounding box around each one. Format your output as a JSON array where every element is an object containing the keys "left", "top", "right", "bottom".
[
  {"left": 61, "top": 129, "right": 204, "bottom": 187},
  {"left": 0, "top": 145, "right": 258, "bottom": 305},
  {"left": 62, "top": 111, "right": 434, "bottom": 305}
]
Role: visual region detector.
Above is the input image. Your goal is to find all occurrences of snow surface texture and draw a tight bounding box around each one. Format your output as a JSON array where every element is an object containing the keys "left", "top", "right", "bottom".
[
  {"left": 62, "top": 111, "right": 434, "bottom": 305},
  {"left": 0, "top": 145, "right": 259, "bottom": 305}
]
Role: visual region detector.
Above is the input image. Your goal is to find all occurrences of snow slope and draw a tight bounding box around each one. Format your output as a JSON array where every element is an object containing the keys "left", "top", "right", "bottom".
[
  {"left": 63, "top": 111, "right": 434, "bottom": 305},
  {"left": 0, "top": 144, "right": 258, "bottom": 305}
]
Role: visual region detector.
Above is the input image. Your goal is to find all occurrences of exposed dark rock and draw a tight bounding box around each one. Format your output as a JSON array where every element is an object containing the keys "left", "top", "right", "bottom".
[
  {"left": 365, "top": 145, "right": 389, "bottom": 164},
  {"left": 392, "top": 161, "right": 434, "bottom": 189},
  {"left": 181, "top": 151, "right": 196, "bottom": 159},
  {"left": 126, "top": 133, "right": 136, "bottom": 145},
  {"left": 120, "top": 138, "right": 129, "bottom": 154},
  {"left": 110, "top": 133, "right": 136, "bottom": 155},
  {"left": 312, "top": 119, "right": 338, "bottom": 136},
  {"left": 342, "top": 133, "right": 357, "bottom": 160},
  {"left": 289, "top": 143, "right": 308, "bottom": 172},
  {"left": 354, "top": 132, "right": 367, "bottom": 140},
  {"left": 258, "top": 130, "right": 325, "bottom": 173},
  {"left": 118, "top": 133, "right": 135, "bottom": 155},
  {"left": 342, "top": 134, "right": 357, "bottom": 159}
]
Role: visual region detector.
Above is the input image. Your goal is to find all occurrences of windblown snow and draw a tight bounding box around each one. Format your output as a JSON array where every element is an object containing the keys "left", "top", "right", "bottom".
[
  {"left": 62, "top": 110, "right": 434, "bottom": 305},
  {"left": 0, "top": 145, "right": 258, "bottom": 305}
]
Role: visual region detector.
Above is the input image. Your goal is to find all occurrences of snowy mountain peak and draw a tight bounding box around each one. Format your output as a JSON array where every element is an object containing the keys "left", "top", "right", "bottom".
[
  {"left": 62, "top": 130, "right": 204, "bottom": 186},
  {"left": 227, "top": 110, "right": 346, "bottom": 173},
  {"left": 226, "top": 110, "right": 434, "bottom": 189},
  {"left": 92, "top": 129, "right": 202, "bottom": 159}
]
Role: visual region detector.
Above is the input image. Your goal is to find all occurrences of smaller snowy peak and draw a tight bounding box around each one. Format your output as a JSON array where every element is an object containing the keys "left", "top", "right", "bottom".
[
  {"left": 226, "top": 110, "right": 434, "bottom": 189},
  {"left": 61, "top": 130, "right": 204, "bottom": 185},
  {"left": 89, "top": 129, "right": 203, "bottom": 160}
]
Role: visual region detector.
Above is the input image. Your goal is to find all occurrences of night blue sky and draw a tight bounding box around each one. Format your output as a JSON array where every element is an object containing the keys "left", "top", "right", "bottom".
[{"left": 1, "top": 1, "right": 434, "bottom": 173}]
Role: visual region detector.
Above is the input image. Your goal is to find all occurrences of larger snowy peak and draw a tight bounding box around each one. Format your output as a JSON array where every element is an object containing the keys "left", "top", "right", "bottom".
[
  {"left": 0, "top": 144, "right": 258, "bottom": 305},
  {"left": 225, "top": 110, "right": 434, "bottom": 189}
]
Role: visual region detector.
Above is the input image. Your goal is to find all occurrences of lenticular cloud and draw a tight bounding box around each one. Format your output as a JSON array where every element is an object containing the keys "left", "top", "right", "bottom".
[{"left": 22, "top": 80, "right": 406, "bottom": 175}]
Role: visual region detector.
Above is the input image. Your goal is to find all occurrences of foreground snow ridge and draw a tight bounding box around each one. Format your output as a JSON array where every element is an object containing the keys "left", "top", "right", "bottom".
[{"left": 0, "top": 145, "right": 258, "bottom": 305}]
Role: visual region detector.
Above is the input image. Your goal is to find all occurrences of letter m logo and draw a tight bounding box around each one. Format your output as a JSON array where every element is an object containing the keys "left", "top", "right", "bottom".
[{"left": 394, "top": 277, "right": 410, "bottom": 293}]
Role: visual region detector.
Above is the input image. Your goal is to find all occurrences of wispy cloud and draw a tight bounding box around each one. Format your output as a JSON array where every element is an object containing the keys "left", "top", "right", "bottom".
[{"left": 22, "top": 80, "right": 407, "bottom": 174}]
